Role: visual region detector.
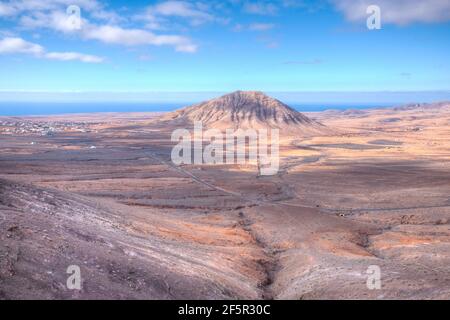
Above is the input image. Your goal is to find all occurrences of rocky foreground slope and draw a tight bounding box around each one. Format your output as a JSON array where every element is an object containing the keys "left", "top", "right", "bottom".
[{"left": 0, "top": 179, "right": 269, "bottom": 299}]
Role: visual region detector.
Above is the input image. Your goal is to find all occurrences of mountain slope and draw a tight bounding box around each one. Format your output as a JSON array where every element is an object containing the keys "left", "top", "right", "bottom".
[{"left": 0, "top": 179, "right": 266, "bottom": 299}]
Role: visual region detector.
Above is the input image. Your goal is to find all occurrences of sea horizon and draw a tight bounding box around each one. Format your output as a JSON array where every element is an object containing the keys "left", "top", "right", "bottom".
[
  {"left": 2, "top": 90, "right": 450, "bottom": 116},
  {"left": 0, "top": 101, "right": 422, "bottom": 116}
]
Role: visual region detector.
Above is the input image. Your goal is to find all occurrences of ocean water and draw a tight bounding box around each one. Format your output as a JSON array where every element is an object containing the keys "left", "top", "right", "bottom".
[
  {"left": 0, "top": 102, "right": 186, "bottom": 116},
  {"left": 0, "top": 102, "right": 393, "bottom": 116}
]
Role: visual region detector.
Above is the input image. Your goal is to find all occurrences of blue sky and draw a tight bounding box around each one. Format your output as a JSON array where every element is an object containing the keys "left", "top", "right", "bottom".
[{"left": 0, "top": 0, "right": 450, "bottom": 103}]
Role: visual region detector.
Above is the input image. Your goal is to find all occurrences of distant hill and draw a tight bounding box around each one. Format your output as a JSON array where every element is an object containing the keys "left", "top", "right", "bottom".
[
  {"left": 161, "top": 91, "right": 328, "bottom": 136},
  {"left": 393, "top": 101, "right": 450, "bottom": 111}
]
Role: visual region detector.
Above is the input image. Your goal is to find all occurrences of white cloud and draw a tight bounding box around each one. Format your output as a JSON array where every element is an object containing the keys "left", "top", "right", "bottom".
[
  {"left": 0, "top": 0, "right": 102, "bottom": 17},
  {"left": 0, "top": 37, "right": 44, "bottom": 54},
  {"left": 0, "top": 2, "right": 17, "bottom": 16},
  {"left": 243, "top": 1, "right": 278, "bottom": 15},
  {"left": 248, "top": 23, "right": 275, "bottom": 31},
  {"left": 138, "top": 0, "right": 224, "bottom": 30},
  {"left": 10, "top": 1, "right": 198, "bottom": 53},
  {"left": 232, "top": 22, "right": 275, "bottom": 32},
  {"left": 174, "top": 43, "right": 197, "bottom": 53},
  {"left": 20, "top": 11, "right": 85, "bottom": 33},
  {"left": 333, "top": 0, "right": 450, "bottom": 25},
  {"left": 83, "top": 25, "right": 197, "bottom": 53},
  {"left": 0, "top": 37, "right": 104, "bottom": 63},
  {"left": 152, "top": 1, "right": 214, "bottom": 21},
  {"left": 44, "top": 51, "right": 104, "bottom": 63}
]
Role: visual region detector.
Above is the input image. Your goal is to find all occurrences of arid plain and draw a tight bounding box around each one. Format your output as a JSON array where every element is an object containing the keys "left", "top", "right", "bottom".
[{"left": 1, "top": 94, "right": 450, "bottom": 300}]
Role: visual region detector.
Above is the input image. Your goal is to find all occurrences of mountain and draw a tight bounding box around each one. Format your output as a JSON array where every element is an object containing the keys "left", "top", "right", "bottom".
[{"left": 161, "top": 91, "right": 328, "bottom": 136}]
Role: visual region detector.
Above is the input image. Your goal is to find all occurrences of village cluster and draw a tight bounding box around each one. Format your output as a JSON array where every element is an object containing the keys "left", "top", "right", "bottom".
[{"left": 0, "top": 119, "right": 95, "bottom": 136}]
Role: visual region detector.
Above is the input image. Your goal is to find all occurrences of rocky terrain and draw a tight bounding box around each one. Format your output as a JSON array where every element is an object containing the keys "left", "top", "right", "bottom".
[{"left": 1, "top": 95, "right": 450, "bottom": 300}]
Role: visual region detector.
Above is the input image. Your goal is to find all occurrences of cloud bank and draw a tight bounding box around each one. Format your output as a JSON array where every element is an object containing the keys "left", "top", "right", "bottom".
[
  {"left": 0, "top": 0, "right": 199, "bottom": 53},
  {"left": 333, "top": 0, "right": 450, "bottom": 25}
]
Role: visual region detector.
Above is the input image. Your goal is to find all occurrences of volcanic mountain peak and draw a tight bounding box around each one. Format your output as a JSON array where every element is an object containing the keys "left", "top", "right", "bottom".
[
  {"left": 197, "top": 90, "right": 294, "bottom": 112},
  {"left": 163, "top": 91, "right": 328, "bottom": 135}
]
